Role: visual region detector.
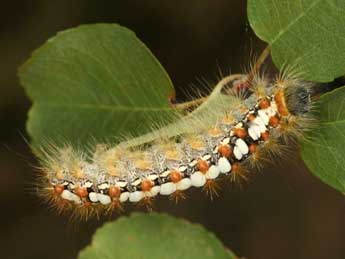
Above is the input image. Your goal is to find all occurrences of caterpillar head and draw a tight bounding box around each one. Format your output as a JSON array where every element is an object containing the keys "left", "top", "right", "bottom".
[{"left": 284, "top": 83, "right": 313, "bottom": 116}]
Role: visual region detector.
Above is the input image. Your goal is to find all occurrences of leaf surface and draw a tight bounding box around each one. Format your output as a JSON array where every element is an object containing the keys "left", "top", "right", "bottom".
[
  {"left": 19, "top": 24, "right": 176, "bottom": 149},
  {"left": 302, "top": 86, "right": 345, "bottom": 192},
  {"left": 248, "top": 0, "right": 345, "bottom": 82},
  {"left": 78, "top": 213, "right": 236, "bottom": 259}
]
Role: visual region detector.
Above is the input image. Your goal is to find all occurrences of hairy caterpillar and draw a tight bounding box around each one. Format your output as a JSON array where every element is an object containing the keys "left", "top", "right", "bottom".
[{"left": 35, "top": 69, "right": 314, "bottom": 220}]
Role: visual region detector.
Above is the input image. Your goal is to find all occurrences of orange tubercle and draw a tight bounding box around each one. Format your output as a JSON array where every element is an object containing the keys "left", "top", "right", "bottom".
[
  {"left": 109, "top": 186, "right": 121, "bottom": 198},
  {"left": 234, "top": 128, "right": 248, "bottom": 139},
  {"left": 75, "top": 187, "right": 88, "bottom": 198},
  {"left": 261, "top": 131, "right": 270, "bottom": 141},
  {"left": 247, "top": 114, "right": 256, "bottom": 121},
  {"left": 231, "top": 163, "right": 241, "bottom": 172},
  {"left": 170, "top": 170, "right": 182, "bottom": 183},
  {"left": 197, "top": 159, "right": 209, "bottom": 173},
  {"left": 274, "top": 90, "right": 289, "bottom": 116},
  {"left": 259, "top": 98, "right": 270, "bottom": 109},
  {"left": 218, "top": 144, "right": 232, "bottom": 158},
  {"left": 53, "top": 184, "right": 64, "bottom": 195},
  {"left": 269, "top": 116, "right": 280, "bottom": 127},
  {"left": 83, "top": 201, "right": 92, "bottom": 207},
  {"left": 249, "top": 144, "right": 257, "bottom": 153},
  {"left": 141, "top": 179, "right": 153, "bottom": 192}
]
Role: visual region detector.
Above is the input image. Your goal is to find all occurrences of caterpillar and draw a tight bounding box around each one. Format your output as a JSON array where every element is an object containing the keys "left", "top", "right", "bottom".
[{"left": 35, "top": 68, "right": 314, "bottom": 220}]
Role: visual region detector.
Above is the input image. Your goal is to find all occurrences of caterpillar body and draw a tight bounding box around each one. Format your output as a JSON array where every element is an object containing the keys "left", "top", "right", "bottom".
[{"left": 37, "top": 71, "right": 313, "bottom": 219}]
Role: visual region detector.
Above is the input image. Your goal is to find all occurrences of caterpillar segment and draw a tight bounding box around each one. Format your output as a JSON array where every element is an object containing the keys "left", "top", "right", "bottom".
[{"left": 41, "top": 74, "right": 313, "bottom": 218}]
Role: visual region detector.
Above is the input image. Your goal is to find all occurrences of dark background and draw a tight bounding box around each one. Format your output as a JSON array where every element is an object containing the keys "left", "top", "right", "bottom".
[{"left": 1, "top": 1, "right": 345, "bottom": 259}]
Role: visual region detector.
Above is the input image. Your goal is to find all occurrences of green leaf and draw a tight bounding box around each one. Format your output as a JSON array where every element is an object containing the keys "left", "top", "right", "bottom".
[
  {"left": 19, "top": 24, "right": 176, "bottom": 149},
  {"left": 78, "top": 213, "right": 236, "bottom": 259},
  {"left": 248, "top": 0, "right": 345, "bottom": 82},
  {"left": 301, "top": 86, "right": 345, "bottom": 192}
]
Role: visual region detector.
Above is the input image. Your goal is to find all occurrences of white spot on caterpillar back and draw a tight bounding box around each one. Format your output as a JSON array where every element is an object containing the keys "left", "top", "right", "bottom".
[
  {"left": 176, "top": 178, "right": 192, "bottom": 190},
  {"left": 218, "top": 157, "right": 231, "bottom": 173},
  {"left": 146, "top": 186, "right": 160, "bottom": 197},
  {"left": 191, "top": 172, "right": 206, "bottom": 187},
  {"left": 98, "top": 194, "right": 111, "bottom": 205},
  {"left": 248, "top": 125, "right": 261, "bottom": 140},
  {"left": 235, "top": 139, "right": 249, "bottom": 155},
  {"left": 89, "top": 192, "right": 98, "bottom": 202},
  {"left": 258, "top": 110, "right": 269, "bottom": 125},
  {"left": 253, "top": 117, "right": 267, "bottom": 133},
  {"left": 233, "top": 146, "right": 243, "bottom": 160},
  {"left": 129, "top": 191, "right": 144, "bottom": 203},
  {"left": 120, "top": 192, "right": 129, "bottom": 202},
  {"left": 160, "top": 182, "right": 176, "bottom": 195},
  {"left": 206, "top": 165, "right": 220, "bottom": 179}
]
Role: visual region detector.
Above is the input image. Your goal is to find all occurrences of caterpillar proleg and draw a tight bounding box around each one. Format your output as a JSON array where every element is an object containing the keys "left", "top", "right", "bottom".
[{"left": 36, "top": 69, "right": 314, "bottom": 219}]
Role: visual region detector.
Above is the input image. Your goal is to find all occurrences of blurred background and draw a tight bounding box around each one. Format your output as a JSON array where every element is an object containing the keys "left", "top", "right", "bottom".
[{"left": 1, "top": 1, "right": 345, "bottom": 259}]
